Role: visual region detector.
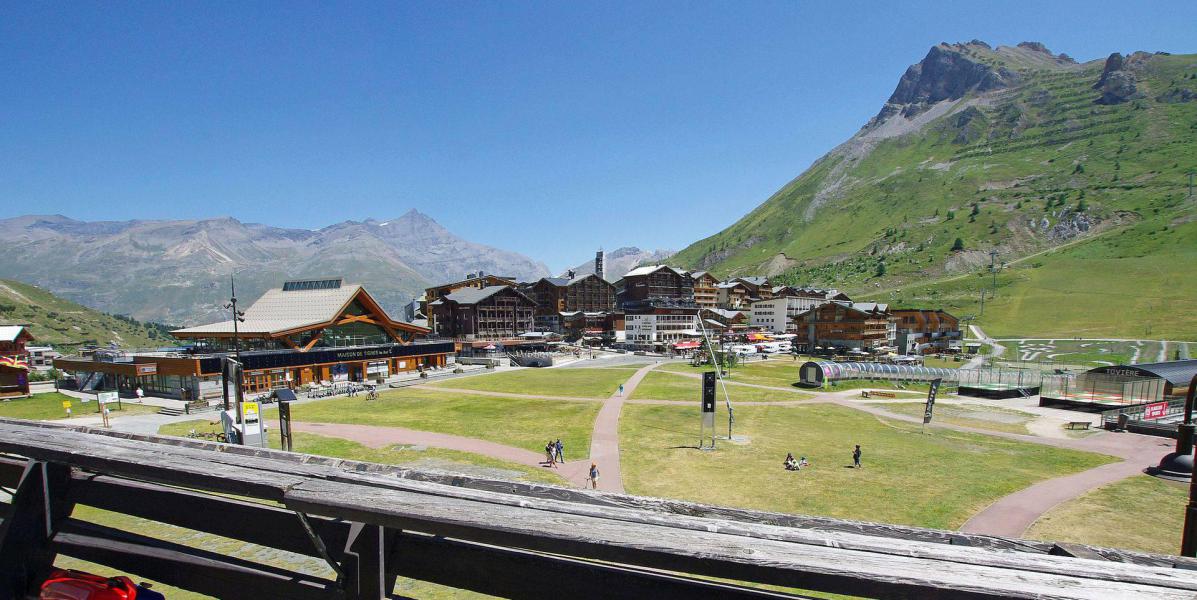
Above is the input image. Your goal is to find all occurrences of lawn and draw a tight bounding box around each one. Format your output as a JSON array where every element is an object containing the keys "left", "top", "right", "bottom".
[
  {"left": 659, "top": 358, "right": 803, "bottom": 389},
  {"left": 922, "top": 357, "right": 965, "bottom": 369},
  {"left": 620, "top": 402, "right": 1115, "bottom": 530},
  {"left": 425, "top": 367, "right": 632, "bottom": 398},
  {"left": 1026, "top": 475, "right": 1187, "bottom": 555},
  {"left": 0, "top": 392, "right": 159, "bottom": 420},
  {"left": 878, "top": 402, "right": 1036, "bottom": 435},
  {"left": 631, "top": 371, "right": 812, "bottom": 403},
  {"left": 261, "top": 387, "right": 601, "bottom": 456}
]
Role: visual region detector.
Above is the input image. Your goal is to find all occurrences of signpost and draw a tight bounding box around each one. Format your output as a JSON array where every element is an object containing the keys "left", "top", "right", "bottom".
[
  {"left": 61, "top": 399, "right": 71, "bottom": 418},
  {"left": 700, "top": 371, "right": 716, "bottom": 449},
  {"left": 97, "top": 391, "right": 118, "bottom": 428},
  {"left": 922, "top": 378, "right": 943, "bottom": 432}
]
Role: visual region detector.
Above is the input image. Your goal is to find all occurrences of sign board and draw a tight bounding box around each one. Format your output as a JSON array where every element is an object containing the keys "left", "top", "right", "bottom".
[
  {"left": 701, "top": 371, "right": 716, "bottom": 413},
  {"left": 242, "top": 401, "right": 260, "bottom": 423},
  {"left": 1144, "top": 401, "right": 1168, "bottom": 421},
  {"left": 97, "top": 391, "right": 119, "bottom": 405},
  {"left": 923, "top": 378, "right": 942, "bottom": 425},
  {"left": 61, "top": 400, "right": 72, "bottom": 409},
  {"left": 135, "top": 364, "right": 158, "bottom": 376}
]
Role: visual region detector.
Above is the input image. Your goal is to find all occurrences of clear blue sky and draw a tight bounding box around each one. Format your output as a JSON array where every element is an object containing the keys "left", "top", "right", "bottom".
[{"left": 3, "top": 2, "right": 1195, "bottom": 272}]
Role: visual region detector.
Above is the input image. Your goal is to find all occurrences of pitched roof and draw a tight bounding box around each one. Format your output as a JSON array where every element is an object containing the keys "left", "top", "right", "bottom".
[
  {"left": 0, "top": 326, "right": 32, "bottom": 343},
  {"left": 174, "top": 284, "right": 428, "bottom": 337},
  {"left": 736, "top": 276, "right": 769, "bottom": 286},
  {"left": 538, "top": 277, "right": 571, "bottom": 287},
  {"left": 623, "top": 265, "right": 686, "bottom": 278},
  {"left": 443, "top": 285, "right": 534, "bottom": 306},
  {"left": 1091, "top": 359, "right": 1197, "bottom": 388},
  {"left": 831, "top": 300, "right": 889, "bottom": 314}
]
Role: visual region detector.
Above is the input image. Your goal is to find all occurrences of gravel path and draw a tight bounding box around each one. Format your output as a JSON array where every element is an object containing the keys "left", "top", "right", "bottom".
[{"left": 587, "top": 362, "right": 660, "bottom": 493}]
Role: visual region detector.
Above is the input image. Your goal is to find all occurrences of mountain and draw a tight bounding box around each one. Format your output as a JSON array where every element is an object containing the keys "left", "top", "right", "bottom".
[
  {"left": 0, "top": 278, "right": 175, "bottom": 348},
  {"left": 0, "top": 210, "right": 551, "bottom": 326},
  {"left": 562, "top": 247, "right": 675, "bottom": 281},
  {"left": 670, "top": 41, "right": 1197, "bottom": 338}
]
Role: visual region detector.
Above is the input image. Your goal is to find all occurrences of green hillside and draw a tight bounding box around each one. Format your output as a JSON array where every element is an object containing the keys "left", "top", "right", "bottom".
[
  {"left": 671, "top": 43, "right": 1197, "bottom": 338},
  {"left": 0, "top": 278, "right": 176, "bottom": 349}
]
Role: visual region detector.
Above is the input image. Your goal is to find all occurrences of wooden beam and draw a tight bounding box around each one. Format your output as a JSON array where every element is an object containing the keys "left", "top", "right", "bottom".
[
  {"left": 0, "top": 461, "right": 73, "bottom": 599},
  {"left": 302, "top": 334, "right": 324, "bottom": 352}
]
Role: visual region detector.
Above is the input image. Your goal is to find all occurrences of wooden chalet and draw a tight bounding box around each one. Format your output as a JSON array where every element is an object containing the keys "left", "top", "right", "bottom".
[
  {"left": 690, "top": 271, "right": 720, "bottom": 309},
  {"left": 424, "top": 273, "right": 517, "bottom": 332},
  {"left": 892, "top": 308, "right": 962, "bottom": 354},
  {"left": 55, "top": 280, "right": 451, "bottom": 399},
  {"left": 430, "top": 285, "right": 536, "bottom": 341},
  {"left": 617, "top": 265, "right": 695, "bottom": 308},
  {"left": 527, "top": 275, "right": 617, "bottom": 333},
  {"left": 793, "top": 301, "right": 895, "bottom": 352},
  {"left": 0, "top": 326, "right": 34, "bottom": 398}
]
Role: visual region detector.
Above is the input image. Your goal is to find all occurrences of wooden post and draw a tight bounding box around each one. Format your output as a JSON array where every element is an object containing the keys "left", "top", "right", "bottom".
[
  {"left": 341, "top": 522, "right": 397, "bottom": 599},
  {"left": 0, "top": 461, "right": 74, "bottom": 598}
]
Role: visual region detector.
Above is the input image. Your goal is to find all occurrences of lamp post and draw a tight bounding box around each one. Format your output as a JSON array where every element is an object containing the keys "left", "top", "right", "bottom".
[{"left": 221, "top": 272, "right": 247, "bottom": 412}]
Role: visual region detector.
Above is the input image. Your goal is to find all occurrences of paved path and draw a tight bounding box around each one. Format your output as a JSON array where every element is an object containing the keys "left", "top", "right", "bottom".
[
  {"left": 587, "top": 362, "right": 660, "bottom": 493},
  {"left": 290, "top": 421, "right": 592, "bottom": 487}
]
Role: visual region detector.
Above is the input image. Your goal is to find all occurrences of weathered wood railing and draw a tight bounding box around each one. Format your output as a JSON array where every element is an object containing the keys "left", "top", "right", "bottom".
[{"left": 2, "top": 418, "right": 1197, "bottom": 599}]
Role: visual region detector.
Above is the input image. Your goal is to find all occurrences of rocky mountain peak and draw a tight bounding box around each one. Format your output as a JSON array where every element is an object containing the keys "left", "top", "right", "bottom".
[{"left": 871, "top": 42, "right": 1018, "bottom": 125}]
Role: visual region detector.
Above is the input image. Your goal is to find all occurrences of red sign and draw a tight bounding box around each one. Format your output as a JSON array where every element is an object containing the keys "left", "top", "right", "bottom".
[{"left": 1144, "top": 402, "right": 1168, "bottom": 420}]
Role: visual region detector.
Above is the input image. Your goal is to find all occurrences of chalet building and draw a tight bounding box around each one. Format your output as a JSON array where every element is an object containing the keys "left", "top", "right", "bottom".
[
  {"left": 617, "top": 266, "right": 695, "bottom": 309},
  {"left": 733, "top": 276, "right": 772, "bottom": 301},
  {"left": 891, "top": 309, "right": 962, "bottom": 354},
  {"left": 751, "top": 287, "right": 854, "bottom": 332},
  {"left": 26, "top": 346, "right": 60, "bottom": 370},
  {"left": 424, "top": 273, "right": 517, "bottom": 332},
  {"left": 526, "top": 274, "right": 617, "bottom": 332},
  {"left": 0, "top": 325, "right": 35, "bottom": 398},
  {"left": 690, "top": 271, "right": 720, "bottom": 310},
  {"left": 561, "top": 311, "right": 626, "bottom": 344},
  {"left": 792, "top": 301, "right": 896, "bottom": 352},
  {"left": 55, "top": 279, "right": 452, "bottom": 400},
  {"left": 700, "top": 308, "right": 749, "bottom": 334},
  {"left": 716, "top": 282, "right": 753, "bottom": 310},
  {"left": 430, "top": 285, "right": 536, "bottom": 341}
]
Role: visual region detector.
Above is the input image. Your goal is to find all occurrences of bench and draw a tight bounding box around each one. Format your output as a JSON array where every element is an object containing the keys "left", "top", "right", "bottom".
[
  {"left": 1065, "top": 421, "right": 1092, "bottom": 430},
  {"left": 861, "top": 390, "right": 896, "bottom": 399}
]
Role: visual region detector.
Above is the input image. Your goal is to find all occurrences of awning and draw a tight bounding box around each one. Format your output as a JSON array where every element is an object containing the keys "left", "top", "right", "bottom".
[
  {"left": 0, "top": 356, "right": 28, "bottom": 370},
  {"left": 673, "top": 340, "right": 701, "bottom": 349},
  {"left": 747, "top": 334, "right": 770, "bottom": 341}
]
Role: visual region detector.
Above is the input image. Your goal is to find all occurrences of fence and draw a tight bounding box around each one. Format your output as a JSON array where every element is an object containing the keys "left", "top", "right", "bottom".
[
  {"left": 2, "top": 418, "right": 1197, "bottom": 599},
  {"left": 1043, "top": 372, "right": 1166, "bottom": 407}
]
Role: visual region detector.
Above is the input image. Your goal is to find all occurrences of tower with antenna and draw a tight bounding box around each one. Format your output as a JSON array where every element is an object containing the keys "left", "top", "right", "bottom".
[{"left": 594, "top": 248, "right": 605, "bottom": 280}]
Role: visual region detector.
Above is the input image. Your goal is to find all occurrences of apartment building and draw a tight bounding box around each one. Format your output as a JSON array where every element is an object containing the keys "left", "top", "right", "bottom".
[
  {"left": 891, "top": 309, "right": 962, "bottom": 354},
  {"left": 793, "top": 301, "right": 896, "bottom": 352}
]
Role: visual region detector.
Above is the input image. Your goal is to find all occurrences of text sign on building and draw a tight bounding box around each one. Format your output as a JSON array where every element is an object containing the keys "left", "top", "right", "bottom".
[
  {"left": 135, "top": 364, "right": 157, "bottom": 376},
  {"left": 1144, "top": 401, "right": 1168, "bottom": 421}
]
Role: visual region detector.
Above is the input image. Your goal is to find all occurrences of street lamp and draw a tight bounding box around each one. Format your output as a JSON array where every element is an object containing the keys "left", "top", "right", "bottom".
[{"left": 222, "top": 272, "right": 247, "bottom": 360}]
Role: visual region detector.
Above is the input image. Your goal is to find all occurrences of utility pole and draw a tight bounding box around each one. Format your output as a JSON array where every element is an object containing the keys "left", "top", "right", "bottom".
[
  {"left": 1189, "top": 171, "right": 1194, "bottom": 199},
  {"left": 222, "top": 273, "right": 247, "bottom": 413},
  {"left": 979, "top": 289, "right": 986, "bottom": 317}
]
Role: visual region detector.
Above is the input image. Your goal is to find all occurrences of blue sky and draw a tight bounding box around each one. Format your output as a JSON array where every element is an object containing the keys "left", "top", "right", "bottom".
[{"left": 3, "top": 2, "right": 1195, "bottom": 272}]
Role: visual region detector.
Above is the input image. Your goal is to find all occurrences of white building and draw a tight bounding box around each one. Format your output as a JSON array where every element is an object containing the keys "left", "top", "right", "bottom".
[
  {"left": 749, "top": 291, "right": 847, "bottom": 334},
  {"left": 624, "top": 307, "right": 701, "bottom": 349}
]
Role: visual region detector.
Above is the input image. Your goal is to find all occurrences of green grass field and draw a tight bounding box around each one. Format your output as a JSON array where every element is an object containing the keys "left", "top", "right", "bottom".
[
  {"left": 659, "top": 358, "right": 802, "bottom": 389},
  {"left": 632, "top": 371, "right": 812, "bottom": 403},
  {"left": 620, "top": 402, "right": 1115, "bottom": 529},
  {"left": 922, "top": 357, "right": 966, "bottom": 369},
  {"left": 270, "top": 387, "right": 601, "bottom": 456},
  {"left": 0, "top": 392, "right": 159, "bottom": 420},
  {"left": 878, "top": 402, "right": 1036, "bottom": 435},
  {"left": 1026, "top": 475, "right": 1187, "bottom": 555},
  {"left": 426, "top": 367, "right": 631, "bottom": 398}
]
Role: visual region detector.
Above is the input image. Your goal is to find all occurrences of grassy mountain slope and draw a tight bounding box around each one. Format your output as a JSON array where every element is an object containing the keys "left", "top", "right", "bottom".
[
  {"left": 671, "top": 43, "right": 1197, "bottom": 338},
  {"left": 0, "top": 278, "right": 176, "bottom": 348}
]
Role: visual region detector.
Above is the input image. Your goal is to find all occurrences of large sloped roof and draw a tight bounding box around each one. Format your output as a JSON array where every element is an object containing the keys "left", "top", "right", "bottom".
[
  {"left": 443, "top": 285, "right": 534, "bottom": 306},
  {"left": 623, "top": 265, "right": 686, "bottom": 278},
  {"left": 174, "top": 284, "right": 427, "bottom": 337},
  {"left": 0, "top": 326, "right": 32, "bottom": 343},
  {"left": 1091, "top": 359, "right": 1197, "bottom": 388}
]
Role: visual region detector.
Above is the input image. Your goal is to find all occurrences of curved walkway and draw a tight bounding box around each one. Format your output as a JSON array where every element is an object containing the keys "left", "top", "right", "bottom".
[
  {"left": 587, "top": 362, "right": 660, "bottom": 493},
  {"left": 290, "top": 421, "right": 592, "bottom": 487}
]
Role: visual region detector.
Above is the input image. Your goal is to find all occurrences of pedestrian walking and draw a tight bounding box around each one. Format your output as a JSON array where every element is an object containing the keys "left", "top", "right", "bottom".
[
  {"left": 135, "top": 386, "right": 144, "bottom": 403},
  {"left": 555, "top": 438, "right": 564, "bottom": 463},
  {"left": 589, "top": 463, "right": 600, "bottom": 489},
  {"left": 852, "top": 444, "right": 862, "bottom": 469},
  {"left": 618, "top": 383, "right": 624, "bottom": 396},
  {"left": 546, "top": 442, "right": 557, "bottom": 468}
]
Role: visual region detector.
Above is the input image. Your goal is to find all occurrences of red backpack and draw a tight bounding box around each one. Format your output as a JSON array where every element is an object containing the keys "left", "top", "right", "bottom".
[{"left": 39, "top": 569, "right": 160, "bottom": 600}]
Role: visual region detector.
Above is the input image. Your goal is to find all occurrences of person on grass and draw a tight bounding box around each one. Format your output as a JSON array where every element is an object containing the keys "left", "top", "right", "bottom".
[{"left": 853, "top": 444, "right": 862, "bottom": 469}]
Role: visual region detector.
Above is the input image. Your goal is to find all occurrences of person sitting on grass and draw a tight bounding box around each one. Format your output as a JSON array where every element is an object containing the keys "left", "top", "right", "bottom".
[
  {"left": 784, "top": 453, "right": 798, "bottom": 471},
  {"left": 799, "top": 456, "right": 809, "bottom": 469}
]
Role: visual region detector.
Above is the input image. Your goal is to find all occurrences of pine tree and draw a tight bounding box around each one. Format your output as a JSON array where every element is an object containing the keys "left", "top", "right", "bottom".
[{"left": 951, "top": 238, "right": 964, "bottom": 252}]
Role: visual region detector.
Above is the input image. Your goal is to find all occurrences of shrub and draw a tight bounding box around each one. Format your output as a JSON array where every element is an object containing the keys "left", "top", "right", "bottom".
[{"left": 951, "top": 238, "right": 965, "bottom": 252}]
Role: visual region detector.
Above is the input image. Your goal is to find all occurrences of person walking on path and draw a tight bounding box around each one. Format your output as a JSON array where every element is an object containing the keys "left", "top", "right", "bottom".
[
  {"left": 588, "top": 463, "right": 600, "bottom": 489},
  {"left": 555, "top": 438, "right": 564, "bottom": 463},
  {"left": 852, "top": 444, "right": 862, "bottom": 469},
  {"left": 618, "top": 384, "right": 624, "bottom": 396},
  {"left": 545, "top": 442, "right": 557, "bottom": 468},
  {"left": 135, "top": 386, "right": 144, "bottom": 403}
]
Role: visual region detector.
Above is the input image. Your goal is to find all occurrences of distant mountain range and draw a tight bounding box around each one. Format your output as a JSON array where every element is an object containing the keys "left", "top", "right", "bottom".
[
  {"left": 0, "top": 210, "right": 551, "bottom": 326},
  {"left": 563, "top": 247, "right": 675, "bottom": 282},
  {"left": 670, "top": 41, "right": 1197, "bottom": 338}
]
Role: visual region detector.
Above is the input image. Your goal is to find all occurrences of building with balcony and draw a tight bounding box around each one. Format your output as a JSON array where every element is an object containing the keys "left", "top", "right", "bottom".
[
  {"left": 430, "top": 285, "right": 536, "bottom": 341},
  {"left": 690, "top": 271, "right": 720, "bottom": 309},
  {"left": 891, "top": 309, "right": 961, "bottom": 354},
  {"left": 793, "top": 301, "right": 895, "bottom": 352}
]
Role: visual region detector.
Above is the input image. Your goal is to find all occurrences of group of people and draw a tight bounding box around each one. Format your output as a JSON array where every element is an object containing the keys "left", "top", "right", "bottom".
[
  {"left": 544, "top": 438, "right": 565, "bottom": 467},
  {"left": 783, "top": 453, "right": 809, "bottom": 471},
  {"left": 782, "top": 445, "right": 863, "bottom": 472}
]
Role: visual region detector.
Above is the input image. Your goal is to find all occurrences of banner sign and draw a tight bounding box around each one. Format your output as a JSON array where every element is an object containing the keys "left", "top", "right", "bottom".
[
  {"left": 923, "top": 378, "right": 942, "bottom": 424},
  {"left": 98, "top": 391, "right": 119, "bottom": 405},
  {"left": 1144, "top": 401, "right": 1168, "bottom": 421}
]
